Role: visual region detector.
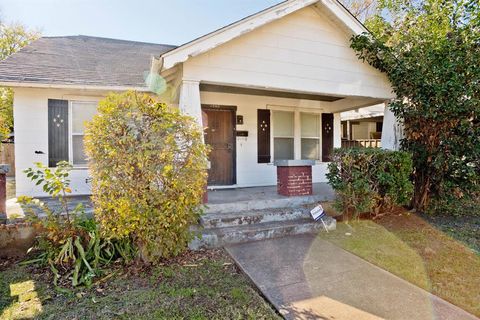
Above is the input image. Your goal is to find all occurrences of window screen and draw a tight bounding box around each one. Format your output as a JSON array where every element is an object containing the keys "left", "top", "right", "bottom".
[
  {"left": 273, "top": 111, "right": 294, "bottom": 160},
  {"left": 301, "top": 113, "right": 320, "bottom": 160},
  {"left": 71, "top": 101, "right": 97, "bottom": 166}
]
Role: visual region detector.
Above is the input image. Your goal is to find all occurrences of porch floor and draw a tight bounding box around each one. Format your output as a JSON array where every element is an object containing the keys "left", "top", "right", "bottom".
[
  {"left": 6, "top": 182, "right": 336, "bottom": 220},
  {"left": 207, "top": 182, "right": 334, "bottom": 204}
]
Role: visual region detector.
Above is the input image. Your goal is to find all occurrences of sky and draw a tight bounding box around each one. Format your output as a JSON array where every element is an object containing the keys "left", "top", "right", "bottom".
[{"left": 0, "top": 0, "right": 282, "bottom": 45}]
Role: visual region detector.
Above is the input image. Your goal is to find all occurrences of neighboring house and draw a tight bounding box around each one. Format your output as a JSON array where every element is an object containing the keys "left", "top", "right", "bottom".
[
  {"left": 0, "top": 0, "right": 394, "bottom": 197},
  {"left": 341, "top": 104, "right": 384, "bottom": 148}
]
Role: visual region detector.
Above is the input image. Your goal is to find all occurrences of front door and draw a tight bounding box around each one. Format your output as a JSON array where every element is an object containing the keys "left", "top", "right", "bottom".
[{"left": 202, "top": 105, "right": 236, "bottom": 185}]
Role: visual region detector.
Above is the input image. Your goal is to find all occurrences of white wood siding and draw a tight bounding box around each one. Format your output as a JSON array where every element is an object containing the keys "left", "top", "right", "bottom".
[
  {"left": 200, "top": 91, "right": 341, "bottom": 188},
  {"left": 183, "top": 6, "right": 393, "bottom": 99},
  {"left": 13, "top": 88, "right": 106, "bottom": 197}
]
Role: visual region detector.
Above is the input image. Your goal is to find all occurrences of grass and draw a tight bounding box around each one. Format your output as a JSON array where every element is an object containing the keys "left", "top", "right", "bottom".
[
  {"left": 0, "top": 250, "right": 280, "bottom": 320},
  {"left": 420, "top": 212, "right": 480, "bottom": 253},
  {"left": 319, "top": 211, "right": 480, "bottom": 317}
]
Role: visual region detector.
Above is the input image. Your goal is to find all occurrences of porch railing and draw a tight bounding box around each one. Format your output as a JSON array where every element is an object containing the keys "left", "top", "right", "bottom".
[{"left": 341, "top": 139, "right": 381, "bottom": 149}]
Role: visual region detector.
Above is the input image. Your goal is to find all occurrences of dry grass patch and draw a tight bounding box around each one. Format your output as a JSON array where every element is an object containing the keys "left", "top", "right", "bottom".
[
  {"left": 0, "top": 250, "right": 280, "bottom": 320},
  {"left": 319, "top": 212, "right": 480, "bottom": 317}
]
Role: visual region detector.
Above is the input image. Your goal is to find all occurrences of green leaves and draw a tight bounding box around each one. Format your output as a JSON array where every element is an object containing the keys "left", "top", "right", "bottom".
[
  {"left": 84, "top": 91, "right": 209, "bottom": 262},
  {"left": 327, "top": 148, "right": 414, "bottom": 218},
  {"left": 0, "top": 23, "right": 40, "bottom": 140},
  {"left": 350, "top": 0, "right": 480, "bottom": 211}
]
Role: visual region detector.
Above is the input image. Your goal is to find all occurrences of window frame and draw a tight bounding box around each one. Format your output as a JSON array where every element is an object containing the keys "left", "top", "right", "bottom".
[
  {"left": 272, "top": 110, "right": 295, "bottom": 161},
  {"left": 68, "top": 100, "right": 98, "bottom": 168},
  {"left": 268, "top": 105, "right": 324, "bottom": 162},
  {"left": 300, "top": 112, "right": 321, "bottom": 161}
]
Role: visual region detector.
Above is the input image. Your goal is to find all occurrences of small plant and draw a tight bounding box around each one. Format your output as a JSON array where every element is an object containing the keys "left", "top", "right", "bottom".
[
  {"left": 85, "top": 91, "right": 209, "bottom": 262},
  {"left": 19, "top": 162, "right": 136, "bottom": 287},
  {"left": 327, "top": 148, "right": 413, "bottom": 219}
]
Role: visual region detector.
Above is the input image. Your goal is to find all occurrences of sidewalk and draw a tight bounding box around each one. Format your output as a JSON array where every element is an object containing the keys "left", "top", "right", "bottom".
[{"left": 226, "top": 234, "right": 478, "bottom": 320}]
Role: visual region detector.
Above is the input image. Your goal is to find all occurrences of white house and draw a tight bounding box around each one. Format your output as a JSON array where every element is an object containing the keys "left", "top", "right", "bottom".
[{"left": 0, "top": 0, "right": 394, "bottom": 197}]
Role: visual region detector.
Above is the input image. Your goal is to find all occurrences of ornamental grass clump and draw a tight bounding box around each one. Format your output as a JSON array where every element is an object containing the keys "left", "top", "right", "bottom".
[
  {"left": 84, "top": 91, "right": 208, "bottom": 262},
  {"left": 19, "top": 162, "right": 136, "bottom": 287},
  {"left": 327, "top": 148, "right": 413, "bottom": 219}
]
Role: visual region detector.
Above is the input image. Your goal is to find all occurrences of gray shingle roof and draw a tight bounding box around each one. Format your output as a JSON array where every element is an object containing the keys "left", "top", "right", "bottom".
[{"left": 0, "top": 35, "right": 176, "bottom": 88}]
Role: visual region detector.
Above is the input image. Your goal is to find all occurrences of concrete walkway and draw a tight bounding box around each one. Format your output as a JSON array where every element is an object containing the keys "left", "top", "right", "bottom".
[{"left": 226, "top": 235, "right": 478, "bottom": 320}]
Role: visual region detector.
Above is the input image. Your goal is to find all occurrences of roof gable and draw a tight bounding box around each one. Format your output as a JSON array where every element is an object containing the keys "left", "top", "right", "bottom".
[
  {"left": 158, "top": 0, "right": 367, "bottom": 71},
  {"left": 180, "top": 5, "right": 392, "bottom": 99}
]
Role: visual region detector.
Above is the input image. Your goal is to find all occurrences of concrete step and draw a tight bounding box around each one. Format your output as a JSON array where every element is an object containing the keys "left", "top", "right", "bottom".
[
  {"left": 201, "top": 207, "right": 311, "bottom": 229},
  {"left": 205, "top": 194, "right": 331, "bottom": 214},
  {"left": 189, "top": 216, "right": 336, "bottom": 250}
]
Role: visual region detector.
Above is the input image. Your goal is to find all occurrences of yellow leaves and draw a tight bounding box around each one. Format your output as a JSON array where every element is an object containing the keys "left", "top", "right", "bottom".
[{"left": 85, "top": 91, "right": 208, "bottom": 262}]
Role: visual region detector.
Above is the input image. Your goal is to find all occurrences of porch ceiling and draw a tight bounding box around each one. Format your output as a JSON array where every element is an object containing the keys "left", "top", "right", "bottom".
[
  {"left": 200, "top": 83, "right": 344, "bottom": 102},
  {"left": 198, "top": 82, "right": 386, "bottom": 113}
]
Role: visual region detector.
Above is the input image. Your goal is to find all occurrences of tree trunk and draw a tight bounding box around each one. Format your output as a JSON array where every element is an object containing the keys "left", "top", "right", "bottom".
[{"left": 412, "top": 173, "right": 431, "bottom": 211}]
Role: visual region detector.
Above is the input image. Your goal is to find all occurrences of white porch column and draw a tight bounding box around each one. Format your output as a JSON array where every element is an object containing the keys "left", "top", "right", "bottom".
[
  {"left": 381, "top": 103, "right": 404, "bottom": 150},
  {"left": 333, "top": 113, "right": 341, "bottom": 148},
  {"left": 294, "top": 109, "right": 301, "bottom": 160},
  {"left": 178, "top": 79, "right": 202, "bottom": 128}
]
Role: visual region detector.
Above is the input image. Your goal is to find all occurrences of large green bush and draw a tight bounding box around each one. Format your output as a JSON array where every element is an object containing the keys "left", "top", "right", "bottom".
[
  {"left": 84, "top": 91, "right": 208, "bottom": 262},
  {"left": 327, "top": 148, "right": 413, "bottom": 218},
  {"left": 350, "top": 0, "right": 479, "bottom": 211}
]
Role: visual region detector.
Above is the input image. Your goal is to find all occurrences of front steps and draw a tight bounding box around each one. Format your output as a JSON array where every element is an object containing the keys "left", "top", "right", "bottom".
[{"left": 189, "top": 203, "right": 336, "bottom": 250}]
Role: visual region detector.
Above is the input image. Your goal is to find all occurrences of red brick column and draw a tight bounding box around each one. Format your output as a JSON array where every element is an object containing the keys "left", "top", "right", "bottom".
[{"left": 277, "top": 166, "right": 313, "bottom": 196}]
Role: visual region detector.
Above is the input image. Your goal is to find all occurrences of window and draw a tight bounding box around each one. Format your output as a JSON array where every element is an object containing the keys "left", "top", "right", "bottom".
[
  {"left": 70, "top": 101, "right": 97, "bottom": 166},
  {"left": 273, "top": 111, "right": 294, "bottom": 160},
  {"left": 301, "top": 113, "right": 320, "bottom": 160}
]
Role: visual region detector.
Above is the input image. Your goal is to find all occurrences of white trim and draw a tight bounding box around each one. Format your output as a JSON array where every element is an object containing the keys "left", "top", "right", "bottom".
[
  {"left": 68, "top": 100, "right": 98, "bottom": 167},
  {"left": 0, "top": 81, "right": 148, "bottom": 92},
  {"left": 159, "top": 0, "right": 317, "bottom": 71},
  {"left": 269, "top": 105, "right": 324, "bottom": 162},
  {"left": 157, "top": 0, "right": 368, "bottom": 72},
  {"left": 315, "top": 0, "right": 367, "bottom": 35},
  {"left": 300, "top": 112, "right": 321, "bottom": 161}
]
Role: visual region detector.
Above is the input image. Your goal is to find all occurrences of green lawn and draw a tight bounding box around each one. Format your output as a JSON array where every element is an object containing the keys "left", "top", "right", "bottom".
[
  {"left": 319, "top": 212, "right": 480, "bottom": 317},
  {"left": 0, "top": 250, "right": 280, "bottom": 320}
]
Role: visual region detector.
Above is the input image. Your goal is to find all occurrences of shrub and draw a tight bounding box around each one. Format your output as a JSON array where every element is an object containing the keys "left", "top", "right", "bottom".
[
  {"left": 327, "top": 148, "right": 413, "bottom": 219},
  {"left": 84, "top": 91, "right": 208, "bottom": 262},
  {"left": 19, "top": 162, "right": 136, "bottom": 287}
]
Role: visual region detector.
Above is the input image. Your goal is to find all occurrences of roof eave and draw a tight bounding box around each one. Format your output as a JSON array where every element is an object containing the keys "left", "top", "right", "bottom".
[
  {"left": 159, "top": 0, "right": 319, "bottom": 71},
  {"left": 159, "top": 0, "right": 369, "bottom": 72},
  {"left": 0, "top": 81, "right": 149, "bottom": 92}
]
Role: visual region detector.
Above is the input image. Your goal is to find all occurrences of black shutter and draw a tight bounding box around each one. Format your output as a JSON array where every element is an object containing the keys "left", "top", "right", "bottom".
[
  {"left": 257, "top": 109, "right": 271, "bottom": 163},
  {"left": 322, "top": 113, "right": 334, "bottom": 162},
  {"left": 48, "top": 99, "right": 69, "bottom": 167}
]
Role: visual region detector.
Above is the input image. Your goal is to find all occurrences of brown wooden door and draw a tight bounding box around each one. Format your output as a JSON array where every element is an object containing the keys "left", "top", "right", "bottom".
[{"left": 203, "top": 106, "right": 236, "bottom": 185}]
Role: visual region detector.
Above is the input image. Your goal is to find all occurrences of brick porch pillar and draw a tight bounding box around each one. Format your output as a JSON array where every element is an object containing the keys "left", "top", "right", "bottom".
[
  {"left": 274, "top": 160, "right": 314, "bottom": 197},
  {"left": 0, "top": 164, "right": 10, "bottom": 224}
]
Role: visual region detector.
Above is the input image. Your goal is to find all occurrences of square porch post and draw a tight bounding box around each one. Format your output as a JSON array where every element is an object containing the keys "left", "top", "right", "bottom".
[
  {"left": 178, "top": 80, "right": 208, "bottom": 203},
  {"left": 179, "top": 79, "right": 203, "bottom": 131},
  {"left": 381, "top": 103, "right": 404, "bottom": 150}
]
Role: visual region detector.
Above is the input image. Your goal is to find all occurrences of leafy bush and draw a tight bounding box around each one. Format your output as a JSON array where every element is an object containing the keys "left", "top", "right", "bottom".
[
  {"left": 84, "top": 91, "right": 208, "bottom": 262},
  {"left": 327, "top": 148, "right": 413, "bottom": 219},
  {"left": 19, "top": 162, "right": 136, "bottom": 287},
  {"left": 350, "top": 1, "right": 480, "bottom": 211},
  {"left": 427, "top": 191, "right": 480, "bottom": 217}
]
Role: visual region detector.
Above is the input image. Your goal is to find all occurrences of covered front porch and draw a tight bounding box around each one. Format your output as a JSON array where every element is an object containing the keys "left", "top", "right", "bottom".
[
  {"left": 154, "top": 0, "right": 394, "bottom": 192},
  {"left": 208, "top": 182, "right": 334, "bottom": 205},
  {"left": 176, "top": 80, "right": 388, "bottom": 192}
]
